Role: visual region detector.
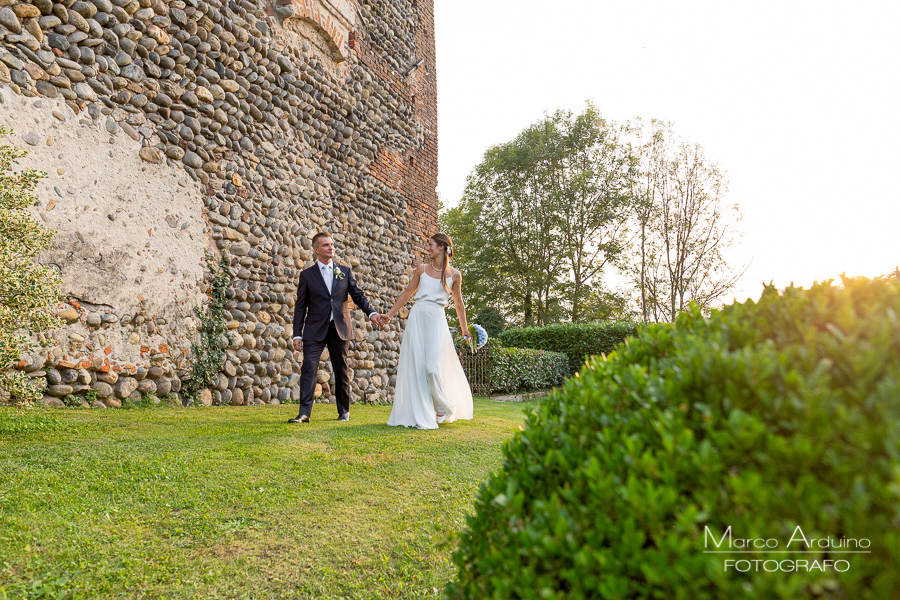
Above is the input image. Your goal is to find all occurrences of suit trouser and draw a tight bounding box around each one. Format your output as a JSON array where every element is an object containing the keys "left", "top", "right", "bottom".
[{"left": 298, "top": 321, "right": 351, "bottom": 417}]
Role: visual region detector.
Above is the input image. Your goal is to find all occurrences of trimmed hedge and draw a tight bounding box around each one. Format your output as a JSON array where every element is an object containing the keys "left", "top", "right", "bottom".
[
  {"left": 450, "top": 278, "right": 900, "bottom": 599},
  {"left": 498, "top": 321, "right": 638, "bottom": 374},
  {"left": 488, "top": 341, "right": 569, "bottom": 394}
]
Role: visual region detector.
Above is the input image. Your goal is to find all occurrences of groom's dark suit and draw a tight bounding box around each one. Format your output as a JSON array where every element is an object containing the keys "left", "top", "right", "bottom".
[{"left": 293, "top": 261, "right": 376, "bottom": 419}]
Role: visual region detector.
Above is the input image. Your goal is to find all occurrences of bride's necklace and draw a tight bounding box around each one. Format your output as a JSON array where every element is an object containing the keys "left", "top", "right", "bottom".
[{"left": 429, "top": 261, "right": 443, "bottom": 272}]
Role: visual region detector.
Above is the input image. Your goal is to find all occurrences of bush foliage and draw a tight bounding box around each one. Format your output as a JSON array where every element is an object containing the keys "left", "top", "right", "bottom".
[
  {"left": 488, "top": 341, "right": 568, "bottom": 394},
  {"left": 450, "top": 278, "right": 900, "bottom": 599},
  {"left": 0, "top": 128, "right": 61, "bottom": 406},
  {"left": 498, "top": 321, "right": 637, "bottom": 374}
]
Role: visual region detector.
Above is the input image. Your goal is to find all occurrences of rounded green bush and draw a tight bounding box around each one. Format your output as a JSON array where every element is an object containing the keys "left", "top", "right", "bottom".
[{"left": 450, "top": 279, "right": 900, "bottom": 599}]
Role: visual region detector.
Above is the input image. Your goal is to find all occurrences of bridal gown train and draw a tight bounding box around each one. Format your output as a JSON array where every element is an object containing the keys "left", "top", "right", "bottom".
[{"left": 387, "top": 273, "right": 474, "bottom": 429}]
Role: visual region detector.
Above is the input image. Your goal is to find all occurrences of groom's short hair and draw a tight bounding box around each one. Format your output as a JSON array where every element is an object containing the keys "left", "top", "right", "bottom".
[{"left": 312, "top": 232, "right": 331, "bottom": 248}]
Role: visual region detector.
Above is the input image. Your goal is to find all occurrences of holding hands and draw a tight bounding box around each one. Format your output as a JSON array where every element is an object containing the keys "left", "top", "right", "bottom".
[{"left": 370, "top": 313, "right": 391, "bottom": 328}]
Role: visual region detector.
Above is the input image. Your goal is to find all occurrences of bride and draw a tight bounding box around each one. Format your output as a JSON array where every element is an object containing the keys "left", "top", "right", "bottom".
[{"left": 382, "top": 233, "right": 474, "bottom": 429}]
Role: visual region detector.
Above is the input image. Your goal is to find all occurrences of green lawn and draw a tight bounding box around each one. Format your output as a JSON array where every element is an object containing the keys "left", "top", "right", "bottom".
[{"left": 0, "top": 400, "right": 529, "bottom": 599}]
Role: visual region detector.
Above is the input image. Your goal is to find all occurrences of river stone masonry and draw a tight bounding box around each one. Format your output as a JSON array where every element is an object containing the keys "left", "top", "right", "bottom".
[{"left": 0, "top": 0, "right": 438, "bottom": 408}]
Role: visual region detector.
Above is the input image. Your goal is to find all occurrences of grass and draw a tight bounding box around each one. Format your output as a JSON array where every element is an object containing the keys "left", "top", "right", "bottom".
[{"left": 0, "top": 400, "right": 530, "bottom": 599}]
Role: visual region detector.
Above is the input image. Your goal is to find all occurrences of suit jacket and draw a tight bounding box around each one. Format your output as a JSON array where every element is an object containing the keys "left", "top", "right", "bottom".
[{"left": 293, "top": 262, "right": 375, "bottom": 342}]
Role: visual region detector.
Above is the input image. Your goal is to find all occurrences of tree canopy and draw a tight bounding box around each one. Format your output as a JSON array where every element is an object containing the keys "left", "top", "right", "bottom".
[{"left": 443, "top": 106, "right": 745, "bottom": 326}]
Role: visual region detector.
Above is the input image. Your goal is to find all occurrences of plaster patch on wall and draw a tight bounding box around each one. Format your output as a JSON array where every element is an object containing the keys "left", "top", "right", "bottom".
[{"left": 0, "top": 90, "right": 207, "bottom": 326}]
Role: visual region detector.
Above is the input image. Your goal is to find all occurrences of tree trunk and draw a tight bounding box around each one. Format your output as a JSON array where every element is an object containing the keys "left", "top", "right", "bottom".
[
  {"left": 640, "top": 221, "right": 648, "bottom": 324},
  {"left": 572, "top": 272, "right": 582, "bottom": 323},
  {"left": 524, "top": 286, "right": 533, "bottom": 327}
]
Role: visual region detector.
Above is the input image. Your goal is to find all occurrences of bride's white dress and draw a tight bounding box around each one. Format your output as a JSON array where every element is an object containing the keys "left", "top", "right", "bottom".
[{"left": 387, "top": 273, "right": 474, "bottom": 429}]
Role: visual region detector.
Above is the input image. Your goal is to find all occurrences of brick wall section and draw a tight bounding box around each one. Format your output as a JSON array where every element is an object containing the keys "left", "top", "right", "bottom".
[
  {"left": 410, "top": 0, "right": 439, "bottom": 253},
  {"left": 274, "top": 0, "right": 351, "bottom": 57},
  {"left": 355, "top": 0, "right": 438, "bottom": 258}
]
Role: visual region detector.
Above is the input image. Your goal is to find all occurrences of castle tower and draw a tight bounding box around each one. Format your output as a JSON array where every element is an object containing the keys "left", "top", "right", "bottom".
[{"left": 0, "top": 0, "right": 438, "bottom": 407}]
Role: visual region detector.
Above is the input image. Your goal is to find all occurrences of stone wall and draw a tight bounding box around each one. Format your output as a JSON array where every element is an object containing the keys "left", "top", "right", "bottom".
[{"left": 0, "top": 0, "right": 438, "bottom": 408}]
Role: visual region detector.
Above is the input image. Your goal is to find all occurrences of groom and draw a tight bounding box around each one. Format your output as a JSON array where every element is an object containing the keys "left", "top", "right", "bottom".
[{"left": 290, "top": 232, "right": 384, "bottom": 423}]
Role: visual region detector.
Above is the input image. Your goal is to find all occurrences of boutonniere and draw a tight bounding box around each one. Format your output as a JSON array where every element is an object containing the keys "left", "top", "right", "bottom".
[{"left": 333, "top": 266, "right": 345, "bottom": 280}]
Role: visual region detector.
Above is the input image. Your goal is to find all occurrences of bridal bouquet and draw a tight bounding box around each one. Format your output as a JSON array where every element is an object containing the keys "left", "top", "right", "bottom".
[{"left": 462, "top": 324, "right": 488, "bottom": 353}]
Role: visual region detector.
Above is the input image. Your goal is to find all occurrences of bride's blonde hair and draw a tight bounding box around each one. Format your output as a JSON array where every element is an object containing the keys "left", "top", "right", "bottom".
[{"left": 432, "top": 233, "right": 453, "bottom": 293}]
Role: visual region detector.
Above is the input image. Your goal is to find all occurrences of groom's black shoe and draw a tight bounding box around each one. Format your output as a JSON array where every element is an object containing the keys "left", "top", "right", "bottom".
[
  {"left": 338, "top": 413, "right": 350, "bottom": 422},
  {"left": 288, "top": 415, "right": 310, "bottom": 424}
]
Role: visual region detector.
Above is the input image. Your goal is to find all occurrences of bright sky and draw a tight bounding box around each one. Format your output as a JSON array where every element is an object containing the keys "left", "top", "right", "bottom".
[{"left": 433, "top": 0, "right": 900, "bottom": 303}]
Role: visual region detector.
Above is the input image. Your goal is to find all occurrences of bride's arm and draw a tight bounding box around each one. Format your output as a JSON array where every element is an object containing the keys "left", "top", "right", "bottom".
[
  {"left": 451, "top": 271, "right": 470, "bottom": 339},
  {"left": 385, "top": 264, "right": 423, "bottom": 321}
]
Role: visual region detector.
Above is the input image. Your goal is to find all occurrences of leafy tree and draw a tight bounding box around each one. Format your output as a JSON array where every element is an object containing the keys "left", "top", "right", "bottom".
[
  {"left": 628, "top": 119, "right": 666, "bottom": 324},
  {"left": 447, "top": 109, "right": 745, "bottom": 327},
  {"left": 447, "top": 123, "right": 561, "bottom": 327},
  {"left": 546, "top": 104, "right": 635, "bottom": 322},
  {"left": 446, "top": 106, "right": 635, "bottom": 326},
  {"left": 472, "top": 306, "right": 505, "bottom": 338},
  {"left": 575, "top": 282, "right": 634, "bottom": 323},
  {"left": 628, "top": 120, "right": 745, "bottom": 322},
  {"left": 0, "top": 128, "right": 61, "bottom": 406}
]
